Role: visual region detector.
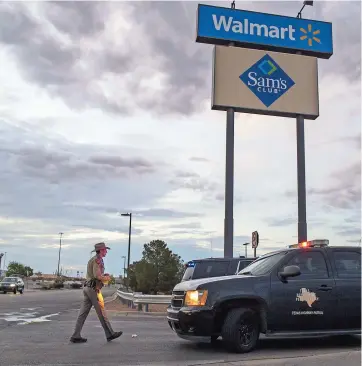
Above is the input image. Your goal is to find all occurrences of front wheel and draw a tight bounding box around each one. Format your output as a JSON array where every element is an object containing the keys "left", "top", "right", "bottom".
[
  {"left": 221, "top": 307, "right": 259, "bottom": 353},
  {"left": 13, "top": 288, "right": 17, "bottom": 294},
  {"left": 19, "top": 289, "right": 24, "bottom": 294}
]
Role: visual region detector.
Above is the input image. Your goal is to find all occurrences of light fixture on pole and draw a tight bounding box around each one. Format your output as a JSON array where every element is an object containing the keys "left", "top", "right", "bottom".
[
  {"left": 297, "top": 0, "right": 313, "bottom": 19},
  {"left": 57, "top": 232, "right": 63, "bottom": 277},
  {"left": 242, "top": 242, "right": 250, "bottom": 258},
  {"left": 121, "top": 213, "right": 132, "bottom": 277}
]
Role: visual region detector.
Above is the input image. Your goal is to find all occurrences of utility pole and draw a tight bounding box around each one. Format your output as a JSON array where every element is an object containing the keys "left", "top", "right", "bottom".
[{"left": 57, "top": 232, "right": 63, "bottom": 277}]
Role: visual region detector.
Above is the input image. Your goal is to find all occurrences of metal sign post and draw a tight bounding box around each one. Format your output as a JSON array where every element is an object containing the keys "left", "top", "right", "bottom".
[
  {"left": 252, "top": 231, "right": 259, "bottom": 258},
  {"left": 224, "top": 106, "right": 235, "bottom": 258},
  {"left": 296, "top": 114, "right": 307, "bottom": 243}
]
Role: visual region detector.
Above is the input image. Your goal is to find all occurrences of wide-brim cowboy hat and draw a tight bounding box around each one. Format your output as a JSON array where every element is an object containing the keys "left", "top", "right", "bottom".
[{"left": 91, "top": 242, "right": 111, "bottom": 252}]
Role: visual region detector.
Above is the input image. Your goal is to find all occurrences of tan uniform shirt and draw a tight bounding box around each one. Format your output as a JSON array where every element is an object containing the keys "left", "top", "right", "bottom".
[{"left": 86, "top": 255, "right": 104, "bottom": 289}]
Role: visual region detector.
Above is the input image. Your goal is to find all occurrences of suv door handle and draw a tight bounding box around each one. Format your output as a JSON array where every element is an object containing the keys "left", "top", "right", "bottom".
[{"left": 318, "top": 285, "right": 332, "bottom": 291}]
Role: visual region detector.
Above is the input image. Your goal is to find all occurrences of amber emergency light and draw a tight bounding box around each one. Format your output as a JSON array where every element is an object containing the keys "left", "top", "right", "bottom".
[{"left": 288, "top": 239, "right": 329, "bottom": 249}]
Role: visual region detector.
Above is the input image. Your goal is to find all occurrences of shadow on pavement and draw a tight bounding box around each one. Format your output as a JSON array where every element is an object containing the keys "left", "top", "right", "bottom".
[{"left": 180, "top": 335, "right": 361, "bottom": 353}]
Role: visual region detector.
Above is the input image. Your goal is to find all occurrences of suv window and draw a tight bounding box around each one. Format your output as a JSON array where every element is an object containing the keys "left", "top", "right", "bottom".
[
  {"left": 333, "top": 251, "right": 361, "bottom": 278},
  {"left": 239, "top": 252, "right": 287, "bottom": 276},
  {"left": 193, "top": 261, "right": 230, "bottom": 279},
  {"left": 283, "top": 251, "right": 328, "bottom": 278}
]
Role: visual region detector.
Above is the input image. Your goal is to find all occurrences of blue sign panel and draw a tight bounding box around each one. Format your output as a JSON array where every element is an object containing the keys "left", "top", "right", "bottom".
[
  {"left": 196, "top": 4, "right": 333, "bottom": 59},
  {"left": 239, "top": 54, "right": 295, "bottom": 107}
]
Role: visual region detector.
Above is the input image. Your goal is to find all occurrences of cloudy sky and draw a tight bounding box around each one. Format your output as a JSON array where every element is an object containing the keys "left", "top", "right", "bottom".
[{"left": 0, "top": 0, "right": 360, "bottom": 276}]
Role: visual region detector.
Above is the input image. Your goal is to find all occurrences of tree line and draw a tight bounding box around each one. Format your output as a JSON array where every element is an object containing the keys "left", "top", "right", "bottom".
[
  {"left": 5, "top": 261, "right": 34, "bottom": 277},
  {"left": 127, "top": 239, "right": 184, "bottom": 294},
  {"left": 2, "top": 240, "right": 185, "bottom": 295}
]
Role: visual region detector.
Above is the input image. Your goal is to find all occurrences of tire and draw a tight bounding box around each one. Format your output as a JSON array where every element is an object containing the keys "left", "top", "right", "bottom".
[
  {"left": 211, "top": 335, "right": 219, "bottom": 344},
  {"left": 3, "top": 291, "right": 6, "bottom": 294},
  {"left": 13, "top": 288, "right": 17, "bottom": 294},
  {"left": 19, "top": 289, "right": 24, "bottom": 294},
  {"left": 221, "top": 307, "right": 259, "bottom": 353}
]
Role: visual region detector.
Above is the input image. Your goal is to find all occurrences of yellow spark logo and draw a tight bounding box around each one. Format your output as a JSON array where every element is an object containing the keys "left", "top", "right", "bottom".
[{"left": 300, "top": 24, "right": 321, "bottom": 47}]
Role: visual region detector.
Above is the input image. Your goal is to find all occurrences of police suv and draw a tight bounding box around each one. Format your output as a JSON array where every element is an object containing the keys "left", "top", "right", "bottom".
[{"left": 167, "top": 240, "right": 361, "bottom": 353}]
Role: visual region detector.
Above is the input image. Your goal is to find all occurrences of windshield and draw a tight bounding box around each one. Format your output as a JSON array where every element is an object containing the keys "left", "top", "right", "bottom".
[
  {"left": 2, "top": 277, "right": 17, "bottom": 283},
  {"left": 238, "top": 252, "right": 287, "bottom": 276},
  {"left": 182, "top": 266, "right": 195, "bottom": 281},
  {"left": 182, "top": 260, "right": 231, "bottom": 281}
]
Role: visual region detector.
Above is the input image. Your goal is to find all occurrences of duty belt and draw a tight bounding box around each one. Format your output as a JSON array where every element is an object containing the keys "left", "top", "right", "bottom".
[{"left": 85, "top": 279, "right": 103, "bottom": 290}]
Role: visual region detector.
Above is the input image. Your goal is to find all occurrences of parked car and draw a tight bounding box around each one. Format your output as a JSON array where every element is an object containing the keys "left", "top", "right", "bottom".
[
  {"left": 167, "top": 242, "right": 361, "bottom": 353},
  {"left": 181, "top": 257, "right": 257, "bottom": 282},
  {"left": 0, "top": 276, "right": 25, "bottom": 294}
]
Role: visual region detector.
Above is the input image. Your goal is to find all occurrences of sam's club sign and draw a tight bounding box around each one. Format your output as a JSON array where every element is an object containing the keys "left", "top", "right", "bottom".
[
  {"left": 240, "top": 54, "right": 295, "bottom": 107},
  {"left": 196, "top": 4, "right": 333, "bottom": 59}
]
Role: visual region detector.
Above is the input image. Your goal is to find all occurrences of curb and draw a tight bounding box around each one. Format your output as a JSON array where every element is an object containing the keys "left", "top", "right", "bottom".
[
  {"left": 143, "top": 350, "right": 361, "bottom": 366},
  {"left": 108, "top": 311, "right": 166, "bottom": 317}
]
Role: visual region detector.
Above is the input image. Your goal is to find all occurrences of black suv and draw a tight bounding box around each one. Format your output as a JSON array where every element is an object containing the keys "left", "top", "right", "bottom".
[
  {"left": 167, "top": 245, "right": 361, "bottom": 353},
  {"left": 181, "top": 257, "right": 256, "bottom": 282},
  {"left": 0, "top": 276, "right": 25, "bottom": 294}
]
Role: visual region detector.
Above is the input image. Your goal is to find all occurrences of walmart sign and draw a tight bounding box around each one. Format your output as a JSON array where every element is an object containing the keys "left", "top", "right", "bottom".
[{"left": 196, "top": 4, "right": 333, "bottom": 59}]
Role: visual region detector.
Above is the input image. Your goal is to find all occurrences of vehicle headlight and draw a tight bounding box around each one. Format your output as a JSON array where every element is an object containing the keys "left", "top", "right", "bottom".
[
  {"left": 184, "top": 290, "right": 208, "bottom": 306},
  {"left": 10, "top": 284, "right": 15, "bottom": 287}
]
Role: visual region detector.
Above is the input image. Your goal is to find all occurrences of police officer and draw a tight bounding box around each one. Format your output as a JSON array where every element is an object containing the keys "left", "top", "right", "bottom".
[{"left": 70, "top": 242, "right": 123, "bottom": 343}]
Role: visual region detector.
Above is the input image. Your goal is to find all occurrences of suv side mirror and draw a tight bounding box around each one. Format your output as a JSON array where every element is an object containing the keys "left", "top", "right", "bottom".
[{"left": 279, "top": 265, "right": 301, "bottom": 280}]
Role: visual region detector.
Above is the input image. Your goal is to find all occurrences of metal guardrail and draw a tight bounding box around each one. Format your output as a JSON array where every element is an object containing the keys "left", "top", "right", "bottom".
[{"left": 116, "top": 290, "right": 172, "bottom": 304}]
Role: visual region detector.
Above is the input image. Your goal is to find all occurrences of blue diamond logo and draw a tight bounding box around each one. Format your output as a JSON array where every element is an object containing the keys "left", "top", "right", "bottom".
[{"left": 239, "top": 54, "right": 295, "bottom": 108}]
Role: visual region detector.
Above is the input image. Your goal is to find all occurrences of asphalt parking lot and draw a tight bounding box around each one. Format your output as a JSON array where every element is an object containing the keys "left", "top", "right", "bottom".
[{"left": 0, "top": 289, "right": 360, "bottom": 366}]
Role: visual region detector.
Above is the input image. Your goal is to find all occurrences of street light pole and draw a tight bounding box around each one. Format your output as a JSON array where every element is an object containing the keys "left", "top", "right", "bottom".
[
  {"left": 121, "top": 213, "right": 132, "bottom": 278},
  {"left": 121, "top": 255, "right": 126, "bottom": 280},
  {"left": 57, "top": 232, "right": 63, "bottom": 277},
  {"left": 243, "top": 242, "right": 250, "bottom": 258}
]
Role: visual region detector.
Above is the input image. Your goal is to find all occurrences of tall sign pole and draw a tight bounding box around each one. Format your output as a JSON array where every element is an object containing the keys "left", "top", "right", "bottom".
[
  {"left": 296, "top": 113, "right": 307, "bottom": 243},
  {"left": 223, "top": 1, "right": 237, "bottom": 258},
  {"left": 224, "top": 106, "right": 235, "bottom": 258},
  {"left": 295, "top": 2, "right": 313, "bottom": 243}
]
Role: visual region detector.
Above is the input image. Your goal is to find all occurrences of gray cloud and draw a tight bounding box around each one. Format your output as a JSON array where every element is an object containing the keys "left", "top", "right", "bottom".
[
  {"left": 169, "top": 176, "right": 218, "bottom": 193},
  {"left": 133, "top": 208, "right": 202, "bottom": 218},
  {"left": 336, "top": 228, "right": 361, "bottom": 237},
  {"left": 318, "top": 1, "right": 361, "bottom": 83},
  {"left": 2, "top": 1, "right": 357, "bottom": 116},
  {"left": 174, "top": 170, "right": 200, "bottom": 178},
  {"left": 265, "top": 217, "right": 295, "bottom": 227},
  {"left": 189, "top": 157, "right": 210, "bottom": 163},
  {"left": 0, "top": 144, "right": 157, "bottom": 182},
  {"left": 286, "top": 162, "right": 361, "bottom": 211},
  {"left": 43, "top": 1, "right": 107, "bottom": 37},
  {"left": 309, "top": 162, "right": 361, "bottom": 210},
  {"left": 168, "top": 222, "right": 202, "bottom": 229},
  {"left": 0, "top": 121, "right": 176, "bottom": 236}
]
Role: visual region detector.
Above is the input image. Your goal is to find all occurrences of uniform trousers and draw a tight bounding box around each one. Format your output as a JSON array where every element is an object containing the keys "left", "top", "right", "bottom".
[{"left": 72, "top": 286, "right": 114, "bottom": 339}]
